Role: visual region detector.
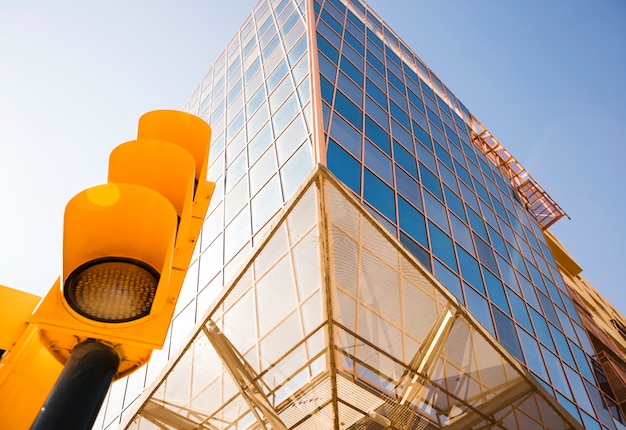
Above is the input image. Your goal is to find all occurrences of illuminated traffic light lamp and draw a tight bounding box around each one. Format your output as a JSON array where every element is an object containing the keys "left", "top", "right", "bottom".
[
  {"left": 30, "top": 110, "right": 213, "bottom": 429},
  {"left": 63, "top": 182, "right": 178, "bottom": 323}
]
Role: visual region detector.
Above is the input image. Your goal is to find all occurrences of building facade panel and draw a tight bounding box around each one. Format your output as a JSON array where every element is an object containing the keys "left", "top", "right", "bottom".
[{"left": 315, "top": 0, "right": 624, "bottom": 427}]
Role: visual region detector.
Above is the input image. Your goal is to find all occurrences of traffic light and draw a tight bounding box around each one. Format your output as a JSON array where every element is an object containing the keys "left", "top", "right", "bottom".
[
  {"left": 0, "top": 110, "right": 213, "bottom": 429},
  {"left": 32, "top": 110, "right": 213, "bottom": 377}
]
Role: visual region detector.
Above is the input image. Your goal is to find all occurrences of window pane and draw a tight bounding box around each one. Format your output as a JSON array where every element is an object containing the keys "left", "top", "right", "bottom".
[
  {"left": 456, "top": 245, "right": 483, "bottom": 293},
  {"left": 493, "top": 307, "right": 523, "bottom": 362},
  {"left": 428, "top": 221, "right": 456, "bottom": 271},
  {"left": 363, "top": 168, "right": 395, "bottom": 222},
  {"left": 251, "top": 175, "right": 281, "bottom": 231},
  {"left": 280, "top": 142, "right": 313, "bottom": 200},
  {"left": 398, "top": 197, "right": 427, "bottom": 248},
  {"left": 328, "top": 139, "right": 361, "bottom": 195}
]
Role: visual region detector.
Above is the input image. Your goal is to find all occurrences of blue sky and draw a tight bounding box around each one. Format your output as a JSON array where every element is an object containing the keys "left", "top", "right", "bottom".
[{"left": 1, "top": 0, "right": 624, "bottom": 316}]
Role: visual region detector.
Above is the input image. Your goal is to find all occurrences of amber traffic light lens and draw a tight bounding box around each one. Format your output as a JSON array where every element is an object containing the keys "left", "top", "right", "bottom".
[{"left": 64, "top": 258, "right": 159, "bottom": 323}]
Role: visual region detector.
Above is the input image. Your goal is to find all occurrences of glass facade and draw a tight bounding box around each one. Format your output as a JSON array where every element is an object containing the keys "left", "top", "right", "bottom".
[
  {"left": 314, "top": 1, "right": 623, "bottom": 428},
  {"left": 123, "top": 170, "right": 583, "bottom": 429},
  {"left": 93, "top": 0, "right": 625, "bottom": 428}
]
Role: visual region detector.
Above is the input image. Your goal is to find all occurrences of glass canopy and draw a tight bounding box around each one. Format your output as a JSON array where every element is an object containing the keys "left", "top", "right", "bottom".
[{"left": 122, "top": 166, "right": 581, "bottom": 430}]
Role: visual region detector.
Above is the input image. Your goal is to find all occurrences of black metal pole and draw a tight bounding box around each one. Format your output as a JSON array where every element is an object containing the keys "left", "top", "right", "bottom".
[{"left": 31, "top": 340, "right": 120, "bottom": 430}]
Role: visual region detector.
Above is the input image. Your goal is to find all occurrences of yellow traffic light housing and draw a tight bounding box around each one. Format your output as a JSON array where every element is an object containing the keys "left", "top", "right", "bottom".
[
  {"left": 62, "top": 182, "right": 177, "bottom": 323},
  {"left": 0, "top": 285, "right": 41, "bottom": 352},
  {"left": 31, "top": 110, "right": 213, "bottom": 378}
]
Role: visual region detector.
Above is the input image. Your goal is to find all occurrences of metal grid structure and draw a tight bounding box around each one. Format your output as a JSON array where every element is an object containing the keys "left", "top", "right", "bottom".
[
  {"left": 471, "top": 129, "right": 568, "bottom": 230},
  {"left": 121, "top": 167, "right": 581, "bottom": 429}
]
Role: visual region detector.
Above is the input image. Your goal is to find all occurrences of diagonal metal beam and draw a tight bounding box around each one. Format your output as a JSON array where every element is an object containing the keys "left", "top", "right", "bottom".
[
  {"left": 141, "top": 399, "right": 218, "bottom": 430},
  {"left": 396, "top": 306, "right": 457, "bottom": 406},
  {"left": 203, "top": 321, "right": 288, "bottom": 430},
  {"left": 443, "top": 376, "right": 533, "bottom": 430}
]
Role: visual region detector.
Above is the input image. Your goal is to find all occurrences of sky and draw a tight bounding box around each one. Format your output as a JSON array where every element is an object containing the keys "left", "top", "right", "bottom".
[{"left": 1, "top": 0, "right": 625, "bottom": 316}]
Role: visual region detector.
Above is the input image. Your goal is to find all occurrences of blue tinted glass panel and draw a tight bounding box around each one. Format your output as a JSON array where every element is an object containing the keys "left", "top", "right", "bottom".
[
  {"left": 393, "top": 141, "right": 417, "bottom": 176},
  {"left": 317, "top": 34, "right": 339, "bottom": 63},
  {"left": 542, "top": 347, "right": 572, "bottom": 397},
  {"left": 445, "top": 125, "right": 460, "bottom": 147},
  {"left": 465, "top": 286, "right": 495, "bottom": 336},
  {"left": 318, "top": 52, "right": 337, "bottom": 81},
  {"left": 439, "top": 165, "right": 460, "bottom": 195},
  {"left": 398, "top": 196, "right": 427, "bottom": 247},
  {"left": 549, "top": 324, "right": 576, "bottom": 367},
  {"left": 329, "top": 112, "right": 361, "bottom": 159},
  {"left": 530, "top": 308, "right": 556, "bottom": 351},
  {"left": 493, "top": 307, "right": 523, "bottom": 361},
  {"left": 444, "top": 186, "right": 466, "bottom": 222},
  {"left": 434, "top": 142, "right": 453, "bottom": 170},
  {"left": 427, "top": 108, "right": 443, "bottom": 131},
  {"left": 488, "top": 225, "right": 507, "bottom": 257},
  {"left": 366, "top": 78, "right": 387, "bottom": 107},
  {"left": 418, "top": 164, "right": 442, "bottom": 200},
  {"left": 387, "top": 71, "right": 405, "bottom": 94},
  {"left": 346, "top": 9, "right": 364, "bottom": 30},
  {"left": 395, "top": 167, "right": 421, "bottom": 208},
  {"left": 408, "top": 89, "right": 424, "bottom": 111},
  {"left": 365, "top": 116, "right": 391, "bottom": 156},
  {"left": 367, "top": 53, "right": 385, "bottom": 75},
  {"left": 364, "top": 140, "right": 392, "bottom": 185},
  {"left": 366, "top": 28, "right": 383, "bottom": 49},
  {"left": 519, "top": 329, "right": 549, "bottom": 381},
  {"left": 428, "top": 222, "right": 457, "bottom": 271},
  {"left": 433, "top": 259, "right": 462, "bottom": 302},
  {"left": 320, "top": 75, "right": 334, "bottom": 105},
  {"left": 483, "top": 268, "right": 510, "bottom": 314},
  {"left": 339, "top": 56, "right": 363, "bottom": 85},
  {"left": 508, "top": 290, "right": 533, "bottom": 332},
  {"left": 337, "top": 72, "right": 363, "bottom": 106},
  {"left": 363, "top": 168, "right": 396, "bottom": 222},
  {"left": 385, "top": 44, "right": 400, "bottom": 64},
  {"left": 334, "top": 89, "right": 362, "bottom": 129},
  {"left": 412, "top": 112, "right": 428, "bottom": 135},
  {"left": 344, "top": 30, "right": 364, "bottom": 56},
  {"left": 467, "top": 208, "right": 487, "bottom": 239},
  {"left": 413, "top": 124, "right": 432, "bottom": 150},
  {"left": 423, "top": 191, "right": 449, "bottom": 232},
  {"left": 474, "top": 180, "right": 490, "bottom": 203},
  {"left": 320, "top": 10, "right": 343, "bottom": 35},
  {"left": 474, "top": 234, "right": 498, "bottom": 274},
  {"left": 390, "top": 101, "right": 410, "bottom": 131},
  {"left": 416, "top": 144, "right": 436, "bottom": 172},
  {"left": 450, "top": 215, "right": 474, "bottom": 256},
  {"left": 454, "top": 160, "right": 472, "bottom": 186},
  {"left": 563, "top": 366, "right": 595, "bottom": 415},
  {"left": 400, "top": 233, "right": 430, "bottom": 270},
  {"left": 430, "top": 126, "right": 446, "bottom": 147},
  {"left": 365, "top": 96, "right": 388, "bottom": 128},
  {"left": 571, "top": 344, "right": 595, "bottom": 382},
  {"left": 557, "top": 394, "right": 582, "bottom": 425},
  {"left": 538, "top": 291, "right": 560, "bottom": 326},
  {"left": 456, "top": 245, "right": 483, "bottom": 293},
  {"left": 327, "top": 139, "right": 361, "bottom": 195}
]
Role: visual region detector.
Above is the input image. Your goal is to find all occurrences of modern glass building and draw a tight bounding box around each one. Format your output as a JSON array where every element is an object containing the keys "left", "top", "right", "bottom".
[{"left": 92, "top": 0, "right": 625, "bottom": 428}]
